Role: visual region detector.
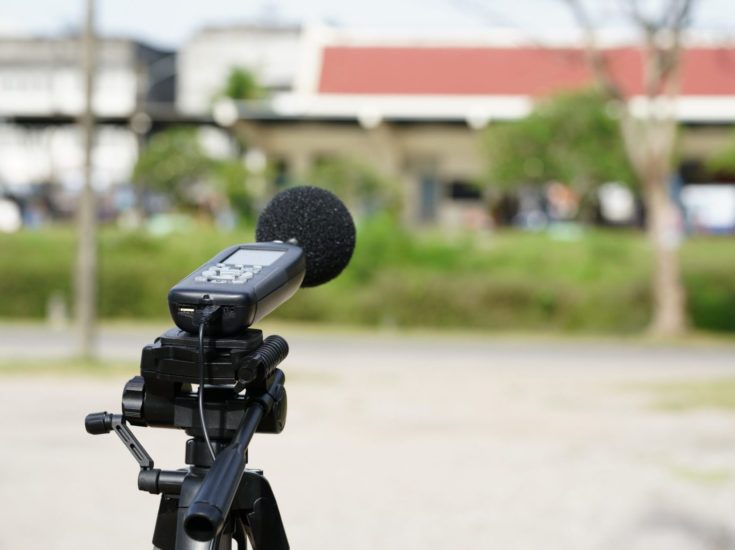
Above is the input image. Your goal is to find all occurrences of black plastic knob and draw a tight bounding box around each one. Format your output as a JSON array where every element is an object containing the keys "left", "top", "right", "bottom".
[
  {"left": 122, "top": 376, "right": 145, "bottom": 425},
  {"left": 85, "top": 412, "right": 112, "bottom": 435}
]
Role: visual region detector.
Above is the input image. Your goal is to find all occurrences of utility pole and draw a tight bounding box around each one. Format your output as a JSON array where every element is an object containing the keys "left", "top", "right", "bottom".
[{"left": 76, "top": 0, "right": 97, "bottom": 358}]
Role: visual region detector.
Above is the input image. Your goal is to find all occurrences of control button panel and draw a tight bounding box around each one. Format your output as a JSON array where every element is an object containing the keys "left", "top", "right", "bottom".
[{"left": 195, "top": 263, "right": 263, "bottom": 284}]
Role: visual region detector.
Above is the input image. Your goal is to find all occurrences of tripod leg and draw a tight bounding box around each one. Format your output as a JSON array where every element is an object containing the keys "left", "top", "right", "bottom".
[
  {"left": 152, "top": 495, "right": 179, "bottom": 550},
  {"left": 153, "top": 495, "right": 233, "bottom": 550},
  {"left": 156, "top": 469, "right": 285, "bottom": 549},
  {"left": 231, "top": 471, "right": 289, "bottom": 550},
  {"left": 152, "top": 494, "right": 231, "bottom": 550},
  {"left": 232, "top": 516, "right": 249, "bottom": 550},
  {"left": 172, "top": 501, "right": 234, "bottom": 550}
]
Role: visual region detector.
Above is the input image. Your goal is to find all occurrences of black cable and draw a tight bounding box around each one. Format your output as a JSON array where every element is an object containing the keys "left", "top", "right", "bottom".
[{"left": 198, "top": 320, "right": 216, "bottom": 462}]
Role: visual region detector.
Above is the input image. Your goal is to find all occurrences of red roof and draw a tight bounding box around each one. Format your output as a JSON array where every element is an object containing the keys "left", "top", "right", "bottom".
[{"left": 318, "top": 46, "right": 735, "bottom": 97}]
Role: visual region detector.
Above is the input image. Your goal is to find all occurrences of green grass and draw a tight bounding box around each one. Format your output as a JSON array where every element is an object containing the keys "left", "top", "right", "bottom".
[
  {"left": 669, "top": 465, "right": 734, "bottom": 486},
  {"left": 642, "top": 378, "right": 735, "bottom": 411},
  {"left": 2, "top": 218, "right": 735, "bottom": 333}
]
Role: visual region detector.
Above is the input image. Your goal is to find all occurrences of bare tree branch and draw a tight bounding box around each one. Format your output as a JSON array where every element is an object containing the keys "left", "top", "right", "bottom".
[
  {"left": 657, "top": 0, "right": 693, "bottom": 87},
  {"left": 623, "top": 0, "right": 657, "bottom": 34},
  {"left": 561, "top": 0, "right": 624, "bottom": 100},
  {"left": 662, "top": 0, "right": 694, "bottom": 31}
]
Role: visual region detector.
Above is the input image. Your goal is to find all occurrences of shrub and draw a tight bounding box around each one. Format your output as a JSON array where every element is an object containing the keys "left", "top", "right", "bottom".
[{"left": 1, "top": 222, "right": 734, "bottom": 334}]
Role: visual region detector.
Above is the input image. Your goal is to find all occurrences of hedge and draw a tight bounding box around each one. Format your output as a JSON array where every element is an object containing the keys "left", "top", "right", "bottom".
[{"left": 1, "top": 219, "right": 734, "bottom": 333}]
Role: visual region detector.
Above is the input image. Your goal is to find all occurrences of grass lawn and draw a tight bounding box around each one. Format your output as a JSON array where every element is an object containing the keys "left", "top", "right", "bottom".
[
  {"left": 643, "top": 378, "right": 735, "bottom": 411},
  {"left": 1, "top": 220, "right": 734, "bottom": 333}
]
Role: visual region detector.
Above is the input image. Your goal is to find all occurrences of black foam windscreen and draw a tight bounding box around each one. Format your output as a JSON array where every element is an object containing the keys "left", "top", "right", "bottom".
[{"left": 255, "top": 186, "right": 356, "bottom": 287}]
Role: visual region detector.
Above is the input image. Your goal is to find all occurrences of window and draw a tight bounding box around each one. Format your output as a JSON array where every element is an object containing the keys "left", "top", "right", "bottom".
[{"left": 448, "top": 180, "right": 482, "bottom": 201}]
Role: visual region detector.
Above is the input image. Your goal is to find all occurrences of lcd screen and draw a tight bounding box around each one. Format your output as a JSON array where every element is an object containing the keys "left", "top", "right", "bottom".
[{"left": 225, "top": 249, "right": 285, "bottom": 266}]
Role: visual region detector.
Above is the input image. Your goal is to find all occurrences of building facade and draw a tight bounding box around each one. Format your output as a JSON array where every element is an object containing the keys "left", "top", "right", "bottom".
[
  {"left": 1, "top": 25, "right": 734, "bottom": 229},
  {"left": 210, "top": 25, "right": 735, "bottom": 228},
  {"left": 176, "top": 24, "right": 301, "bottom": 115},
  {"left": 0, "top": 36, "right": 175, "bottom": 193}
]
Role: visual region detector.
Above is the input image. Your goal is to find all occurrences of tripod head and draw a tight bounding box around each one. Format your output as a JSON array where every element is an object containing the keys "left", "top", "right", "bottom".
[
  {"left": 126, "top": 327, "right": 288, "bottom": 438},
  {"left": 85, "top": 326, "right": 291, "bottom": 547}
]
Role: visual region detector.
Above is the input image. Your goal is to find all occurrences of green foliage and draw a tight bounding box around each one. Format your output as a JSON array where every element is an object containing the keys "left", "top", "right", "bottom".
[
  {"left": 483, "top": 89, "right": 636, "bottom": 190},
  {"left": 707, "top": 131, "right": 735, "bottom": 175},
  {"left": 221, "top": 67, "right": 262, "bottom": 101},
  {"left": 305, "top": 157, "right": 401, "bottom": 217},
  {"left": 133, "top": 127, "right": 253, "bottom": 219},
  {"left": 0, "top": 230, "right": 74, "bottom": 317},
  {"left": 133, "top": 127, "right": 213, "bottom": 206},
  {"left": 680, "top": 238, "right": 735, "bottom": 332},
  {"left": 213, "top": 160, "right": 253, "bottom": 220},
  {"left": 1, "top": 225, "right": 734, "bottom": 334}
]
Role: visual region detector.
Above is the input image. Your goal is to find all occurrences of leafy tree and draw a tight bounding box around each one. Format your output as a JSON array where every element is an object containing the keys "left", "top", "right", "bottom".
[
  {"left": 133, "top": 127, "right": 212, "bottom": 207},
  {"left": 213, "top": 159, "right": 253, "bottom": 220},
  {"left": 559, "top": 0, "right": 696, "bottom": 336},
  {"left": 707, "top": 132, "right": 735, "bottom": 175},
  {"left": 221, "top": 67, "right": 263, "bottom": 101},
  {"left": 133, "top": 127, "right": 253, "bottom": 219},
  {"left": 484, "top": 89, "right": 636, "bottom": 191},
  {"left": 306, "top": 156, "right": 402, "bottom": 218}
]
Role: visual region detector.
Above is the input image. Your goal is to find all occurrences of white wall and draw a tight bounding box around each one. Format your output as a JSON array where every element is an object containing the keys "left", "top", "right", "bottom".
[
  {"left": 0, "top": 124, "right": 138, "bottom": 190},
  {"left": 0, "top": 66, "right": 137, "bottom": 117},
  {"left": 177, "top": 26, "right": 301, "bottom": 114}
]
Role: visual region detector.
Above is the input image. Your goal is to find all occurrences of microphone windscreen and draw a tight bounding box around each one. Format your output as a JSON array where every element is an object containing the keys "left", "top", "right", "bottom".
[{"left": 256, "top": 186, "right": 356, "bottom": 287}]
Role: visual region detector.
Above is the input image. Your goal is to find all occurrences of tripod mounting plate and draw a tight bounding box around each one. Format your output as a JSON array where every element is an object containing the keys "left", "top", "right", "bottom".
[{"left": 141, "top": 327, "right": 264, "bottom": 385}]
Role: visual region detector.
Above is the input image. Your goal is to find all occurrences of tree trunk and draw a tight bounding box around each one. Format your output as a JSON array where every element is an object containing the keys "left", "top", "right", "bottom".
[
  {"left": 622, "top": 107, "right": 689, "bottom": 337},
  {"left": 560, "top": 0, "right": 693, "bottom": 336},
  {"left": 644, "top": 176, "right": 687, "bottom": 336},
  {"left": 75, "top": 0, "right": 97, "bottom": 358}
]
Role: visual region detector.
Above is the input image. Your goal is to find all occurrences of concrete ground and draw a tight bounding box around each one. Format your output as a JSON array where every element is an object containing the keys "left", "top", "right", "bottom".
[{"left": 1, "top": 325, "right": 735, "bottom": 549}]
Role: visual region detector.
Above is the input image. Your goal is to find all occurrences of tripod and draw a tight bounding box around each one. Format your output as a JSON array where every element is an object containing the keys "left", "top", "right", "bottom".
[{"left": 85, "top": 327, "right": 291, "bottom": 550}]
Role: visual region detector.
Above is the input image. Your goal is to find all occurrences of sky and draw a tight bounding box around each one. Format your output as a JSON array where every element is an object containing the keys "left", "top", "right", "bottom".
[{"left": 0, "top": 0, "right": 733, "bottom": 48}]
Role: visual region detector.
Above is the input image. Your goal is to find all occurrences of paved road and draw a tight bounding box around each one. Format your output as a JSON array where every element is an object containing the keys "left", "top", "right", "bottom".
[
  {"left": 2, "top": 322, "right": 735, "bottom": 371},
  {"left": 1, "top": 325, "right": 735, "bottom": 549}
]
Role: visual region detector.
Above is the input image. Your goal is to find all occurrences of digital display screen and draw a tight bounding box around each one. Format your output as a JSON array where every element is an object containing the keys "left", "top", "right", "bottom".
[{"left": 225, "top": 248, "right": 285, "bottom": 266}]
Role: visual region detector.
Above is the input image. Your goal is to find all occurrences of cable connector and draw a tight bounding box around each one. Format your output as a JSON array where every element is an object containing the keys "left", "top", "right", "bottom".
[
  {"left": 193, "top": 304, "right": 222, "bottom": 329},
  {"left": 194, "top": 303, "right": 222, "bottom": 463}
]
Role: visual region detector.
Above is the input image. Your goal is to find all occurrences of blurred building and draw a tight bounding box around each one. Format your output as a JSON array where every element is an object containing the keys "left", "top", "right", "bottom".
[
  {"left": 210, "top": 25, "right": 735, "bottom": 228},
  {"left": 177, "top": 24, "right": 301, "bottom": 115},
  {"left": 2, "top": 25, "right": 735, "bottom": 230},
  {"left": 0, "top": 35, "right": 176, "bottom": 200}
]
